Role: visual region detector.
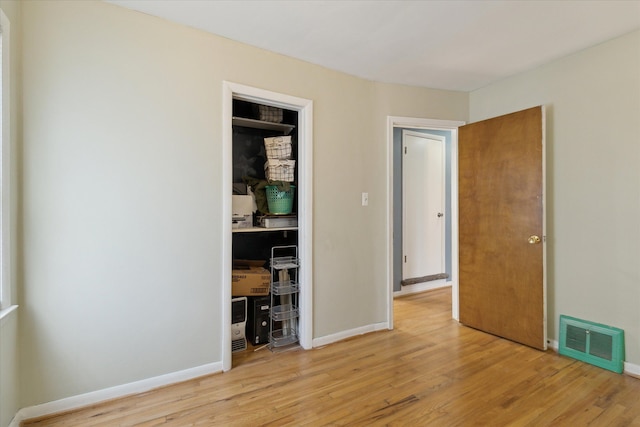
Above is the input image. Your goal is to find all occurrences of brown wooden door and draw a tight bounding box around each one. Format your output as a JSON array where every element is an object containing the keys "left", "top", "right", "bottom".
[{"left": 458, "top": 106, "right": 546, "bottom": 350}]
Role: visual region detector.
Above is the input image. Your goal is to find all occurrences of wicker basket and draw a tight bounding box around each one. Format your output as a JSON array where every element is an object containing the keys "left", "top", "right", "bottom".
[
  {"left": 264, "top": 159, "right": 295, "bottom": 182},
  {"left": 257, "top": 105, "right": 283, "bottom": 123},
  {"left": 264, "top": 136, "right": 292, "bottom": 159}
]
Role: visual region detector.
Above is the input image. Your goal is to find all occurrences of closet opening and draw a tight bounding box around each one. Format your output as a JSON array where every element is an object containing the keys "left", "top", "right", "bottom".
[{"left": 222, "top": 82, "right": 313, "bottom": 371}]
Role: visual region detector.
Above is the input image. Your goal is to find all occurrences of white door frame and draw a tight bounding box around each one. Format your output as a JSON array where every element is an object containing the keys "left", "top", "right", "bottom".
[
  {"left": 222, "top": 82, "right": 313, "bottom": 371},
  {"left": 386, "top": 116, "right": 465, "bottom": 329}
]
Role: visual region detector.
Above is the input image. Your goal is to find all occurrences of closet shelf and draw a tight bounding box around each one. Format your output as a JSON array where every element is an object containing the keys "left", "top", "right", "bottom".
[
  {"left": 269, "top": 329, "right": 299, "bottom": 347},
  {"left": 271, "top": 280, "right": 299, "bottom": 295},
  {"left": 232, "top": 117, "right": 295, "bottom": 134},
  {"left": 232, "top": 226, "right": 297, "bottom": 233},
  {"left": 271, "top": 256, "right": 299, "bottom": 270},
  {"left": 270, "top": 304, "right": 299, "bottom": 321}
]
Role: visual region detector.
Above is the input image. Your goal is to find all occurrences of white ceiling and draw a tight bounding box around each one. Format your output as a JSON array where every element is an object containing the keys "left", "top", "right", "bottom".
[{"left": 106, "top": 0, "right": 640, "bottom": 92}]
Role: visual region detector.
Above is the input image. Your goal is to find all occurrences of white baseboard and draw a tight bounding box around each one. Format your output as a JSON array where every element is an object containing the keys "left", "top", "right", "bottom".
[
  {"left": 10, "top": 361, "right": 223, "bottom": 427},
  {"left": 9, "top": 334, "right": 640, "bottom": 427},
  {"left": 547, "top": 339, "right": 640, "bottom": 378},
  {"left": 312, "top": 322, "right": 389, "bottom": 348},
  {"left": 624, "top": 362, "right": 640, "bottom": 378},
  {"left": 393, "top": 281, "right": 450, "bottom": 297}
]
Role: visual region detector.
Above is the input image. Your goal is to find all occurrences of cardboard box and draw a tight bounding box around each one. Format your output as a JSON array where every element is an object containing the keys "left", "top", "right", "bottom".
[{"left": 232, "top": 260, "right": 270, "bottom": 296}]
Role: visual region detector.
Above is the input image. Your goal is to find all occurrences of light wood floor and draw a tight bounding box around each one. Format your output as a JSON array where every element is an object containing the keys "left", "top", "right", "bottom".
[{"left": 23, "top": 288, "right": 640, "bottom": 426}]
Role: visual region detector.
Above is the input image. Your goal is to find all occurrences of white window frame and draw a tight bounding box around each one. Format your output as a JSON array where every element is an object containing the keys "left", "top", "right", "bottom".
[{"left": 0, "top": 9, "right": 11, "bottom": 311}]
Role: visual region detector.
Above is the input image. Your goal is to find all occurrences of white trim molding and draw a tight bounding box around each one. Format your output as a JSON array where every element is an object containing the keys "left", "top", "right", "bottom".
[
  {"left": 547, "top": 339, "right": 640, "bottom": 379},
  {"left": 312, "top": 322, "right": 389, "bottom": 348},
  {"left": 394, "top": 282, "right": 452, "bottom": 298},
  {"left": 624, "top": 362, "right": 640, "bottom": 379},
  {"left": 386, "top": 116, "right": 465, "bottom": 330},
  {"left": 9, "top": 349, "right": 640, "bottom": 427},
  {"left": 10, "top": 362, "right": 223, "bottom": 427},
  {"left": 222, "top": 82, "right": 314, "bottom": 372},
  {"left": 0, "top": 304, "right": 17, "bottom": 322}
]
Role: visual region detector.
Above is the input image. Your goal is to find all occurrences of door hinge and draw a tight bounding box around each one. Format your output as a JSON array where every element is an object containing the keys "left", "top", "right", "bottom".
[
  {"left": 404, "top": 255, "right": 407, "bottom": 263},
  {"left": 404, "top": 146, "right": 407, "bottom": 154}
]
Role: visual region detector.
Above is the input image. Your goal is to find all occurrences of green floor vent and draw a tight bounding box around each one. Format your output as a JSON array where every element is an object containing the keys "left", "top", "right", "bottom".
[{"left": 559, "top": 315, "right": 625, "bottom": 374}]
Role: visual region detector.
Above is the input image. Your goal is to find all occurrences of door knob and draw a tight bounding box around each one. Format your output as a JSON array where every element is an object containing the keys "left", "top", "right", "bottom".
[
  {"left": 528, "top": 235, "right": 541, "bottom": 244},
  {"left": 437, "top": 212, "right": 444, "bottom": 217}
]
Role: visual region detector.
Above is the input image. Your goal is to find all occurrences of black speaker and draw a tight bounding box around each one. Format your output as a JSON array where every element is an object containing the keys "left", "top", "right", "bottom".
[{"left": 247, "top": 296, "right": 270, "bottom": 345}]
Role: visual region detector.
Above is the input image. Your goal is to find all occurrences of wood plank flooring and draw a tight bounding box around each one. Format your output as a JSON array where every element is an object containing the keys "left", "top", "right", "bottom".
[{"left": 22, "top": 288, "right": 640, "bottom": 426}]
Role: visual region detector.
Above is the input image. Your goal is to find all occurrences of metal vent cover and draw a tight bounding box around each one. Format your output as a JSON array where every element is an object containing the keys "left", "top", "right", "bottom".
[
  {"left": 559, "top": 315, "right": 624, "bottom": 373},
  {"left": 232, "top": 338, "right": 247, "bottom": 353}
]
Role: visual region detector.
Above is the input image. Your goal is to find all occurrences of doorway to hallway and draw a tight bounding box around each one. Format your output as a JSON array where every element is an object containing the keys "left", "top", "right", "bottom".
[{"left": 386, "top": 116, "right": 465, "bottom": 329}]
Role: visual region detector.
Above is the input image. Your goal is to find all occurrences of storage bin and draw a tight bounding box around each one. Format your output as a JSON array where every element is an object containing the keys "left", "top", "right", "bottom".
[
  {"left": 257, "top": 105, "right": 283, "bottom": 123},
  {"left": 264, "top": 159, "right": 296, "bottom": 182},
  {"left": 265, "top": 185, "right": 295, "bottom": 214},
  {"left": 264, "top": 136, "right": 292, "bottom": 159}
]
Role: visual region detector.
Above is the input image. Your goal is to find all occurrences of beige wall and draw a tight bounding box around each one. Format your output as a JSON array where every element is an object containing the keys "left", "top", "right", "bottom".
[
  {"left": 19, "top": 0, "right": 468, "bottom": 407},
  {"left": 469, "top": 30, "right": 640, "bottom": 364},
  {"left": 12, "top": 0, "right": 640, "bottom": 416}
]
